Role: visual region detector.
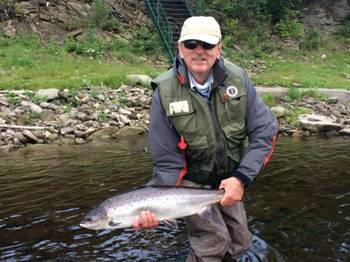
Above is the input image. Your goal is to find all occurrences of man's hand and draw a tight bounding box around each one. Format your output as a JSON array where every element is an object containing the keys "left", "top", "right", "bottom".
[
  {"left": 132, "top": 210, "right": 159, "bottom": 231},
  {"left": 219, "top": 177, "right": 244, "bottom": 206}
]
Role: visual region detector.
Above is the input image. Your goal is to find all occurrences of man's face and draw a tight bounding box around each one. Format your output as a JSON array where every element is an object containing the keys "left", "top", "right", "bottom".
[{"left": 179, "top": 40, "right": 221, "bottom": 81}]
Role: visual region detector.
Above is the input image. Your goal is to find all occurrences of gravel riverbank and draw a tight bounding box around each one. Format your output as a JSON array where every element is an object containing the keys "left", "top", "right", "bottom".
[{"left": 0, "top": 84, "right": 349, "bottom": 152}]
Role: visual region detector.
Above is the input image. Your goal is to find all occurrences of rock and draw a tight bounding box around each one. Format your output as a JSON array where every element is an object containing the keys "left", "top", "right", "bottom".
[
  {"left": 326, "top": 97, "right": 339, "bottom": 104},
  {"left": 118, "top": 108, "right": 132, "bottom": 115},
  {"left": 75, "top": 138, "right": 86, "bottom": 144},
  {"left": 118, "top": 114, "right": 131, "bottom": 125},
  {"left": 271, "top": 106, "right": 287, "bottom": 118},
  {"left": 88, "top": 127, "right": 119, "bottom": 140},
  {"left": 60, "top": 127, "right": 74, "bottom": 135},
  {"left": 39, "top": 102, "right": 60, "bottom": 111},
  {"left": 298, "top": 114, "right": 343, "bottom": 133},
  {"left": 21, "top": 101, "right": 43, "bottom": 114},
  {"left": 36, "top": 88, "right": 59, "bottom": 101},
  {"left": 22, "top": 130, "right": 39, "bottom": 143},
  {"left": 14, "top": 132, "right": 28, "bottom": 144},
  {"left": 126, "top": 75, "right": 152, "bottom": 86},
  {"left": 112, "top": 126, "right": 146, "bottom": 138},
  {"left": 3, "top": 20, "right": 16, "bottom": 38},
  {"left": 339, "top": 128, "right": 350, "bottom": 136},
  {"left": 76, "top": 112, "right": 88, "bottom": 121}
]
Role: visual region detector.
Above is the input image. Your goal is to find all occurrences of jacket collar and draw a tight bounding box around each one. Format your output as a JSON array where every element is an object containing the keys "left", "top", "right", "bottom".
[{"left": 172, "top": 50, "right": 227, "bottom": 89}]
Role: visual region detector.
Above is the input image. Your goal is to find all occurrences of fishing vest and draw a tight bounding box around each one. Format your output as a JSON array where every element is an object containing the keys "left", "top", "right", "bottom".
[{"left": 154, "top": 60, "right": 248, "bottom": 186}]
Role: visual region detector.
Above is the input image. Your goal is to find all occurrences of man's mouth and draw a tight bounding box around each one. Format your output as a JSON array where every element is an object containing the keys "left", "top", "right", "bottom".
[{"left": 193, "top": 58, "right": 206, "bottom": 62}]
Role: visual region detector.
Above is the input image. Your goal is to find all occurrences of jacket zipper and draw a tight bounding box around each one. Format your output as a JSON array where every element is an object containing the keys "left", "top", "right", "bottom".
[{"left": 207, "top": 99, "right": 226, "bottom": 181}]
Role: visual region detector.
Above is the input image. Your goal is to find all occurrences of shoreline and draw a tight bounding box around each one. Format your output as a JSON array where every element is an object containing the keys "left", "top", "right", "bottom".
[{"left": 0, "top": 85, "right": 349, "bottom": 153}]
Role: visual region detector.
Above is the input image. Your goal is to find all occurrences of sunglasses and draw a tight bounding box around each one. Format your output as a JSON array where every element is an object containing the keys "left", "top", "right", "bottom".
[{"left": 183, "top": 40, "right": 217, "bottom": 50}]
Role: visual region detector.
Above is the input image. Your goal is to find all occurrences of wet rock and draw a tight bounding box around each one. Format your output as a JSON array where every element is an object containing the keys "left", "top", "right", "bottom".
[
  {"left": 298, "top": 114, "right": 343, "bottom": 133},
  {"left": 88, "top": 127, "right": 119, "bottom": 140},
  {"left": 339, "top": 128, "right": 350, "bottom": 136},
  {"left": 75, "top": 138, "right": 86, "bottom": 144},
  {"left": 112, "top": 126, "right": 146, "bottom": 138}
]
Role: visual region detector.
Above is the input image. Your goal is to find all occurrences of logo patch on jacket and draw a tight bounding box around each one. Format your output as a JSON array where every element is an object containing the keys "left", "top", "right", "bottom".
[
  {"left": 226, "top": 85, "right": 239, "bottom": 98},
  {"left": 169, "top": 100, "right": 190, "bottom": 114}
]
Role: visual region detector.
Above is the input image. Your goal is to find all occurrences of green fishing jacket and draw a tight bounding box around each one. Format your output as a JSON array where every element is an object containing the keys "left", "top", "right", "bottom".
[{"left": 153, "top": 60, "right": 248, "bottom": 185}]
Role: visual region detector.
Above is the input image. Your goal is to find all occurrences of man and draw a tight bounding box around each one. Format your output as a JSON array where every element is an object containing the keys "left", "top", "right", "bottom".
[{"left": 134, "top": 16, "right": 278, "bottom": 261}]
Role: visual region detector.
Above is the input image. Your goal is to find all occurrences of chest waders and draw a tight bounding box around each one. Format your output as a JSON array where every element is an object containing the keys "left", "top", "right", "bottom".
[{"left": 154, "top": 61, "right": 248, "bottom": 186}]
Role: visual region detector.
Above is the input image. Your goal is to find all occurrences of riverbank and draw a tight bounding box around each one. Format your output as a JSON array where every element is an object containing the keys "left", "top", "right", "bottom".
[{"left": 0, "top": 83, "right": 349, "bottom": 152}]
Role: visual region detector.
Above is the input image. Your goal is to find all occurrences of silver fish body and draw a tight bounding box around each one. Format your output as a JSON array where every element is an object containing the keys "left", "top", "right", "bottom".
[{"left": 80, "top": 186, "right": 224, "bottom": 230}]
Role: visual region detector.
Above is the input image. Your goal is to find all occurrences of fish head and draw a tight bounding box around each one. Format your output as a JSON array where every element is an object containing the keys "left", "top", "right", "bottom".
[{"left": 80, "top": 206, "right": 110, "bottom": 230}]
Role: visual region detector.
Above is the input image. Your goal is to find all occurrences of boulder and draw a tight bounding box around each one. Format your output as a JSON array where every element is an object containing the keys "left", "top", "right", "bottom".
[
  {"left": 112, "top": 126, "right": 146, "bottom": 138},
  {"left": 36, "top": 88, "right": 59, "bottom": 101},
  {"left": 126, "top": 75, "right": 152, "bottom": 86},
  {"left": 298, "top": 114, "right": 343, "bottom": 133}
]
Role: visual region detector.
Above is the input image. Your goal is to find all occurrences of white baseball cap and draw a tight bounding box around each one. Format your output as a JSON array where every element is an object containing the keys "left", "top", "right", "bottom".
[{"left": 178, "top": 16, "right": 221, "bottom": 44}]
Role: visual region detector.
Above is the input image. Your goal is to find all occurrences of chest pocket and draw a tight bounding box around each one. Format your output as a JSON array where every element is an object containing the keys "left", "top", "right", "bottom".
[
  {"left": 216, "top": 86, "right": 247, "bottom": 124},
  {"left": 164, "top": 97, "right": 197, "bottom": 134}
]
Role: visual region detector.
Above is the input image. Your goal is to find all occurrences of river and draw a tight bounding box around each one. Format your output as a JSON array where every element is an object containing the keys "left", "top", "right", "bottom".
[{"left": 0, "top": 136, "right": 349, "bottom": 261}]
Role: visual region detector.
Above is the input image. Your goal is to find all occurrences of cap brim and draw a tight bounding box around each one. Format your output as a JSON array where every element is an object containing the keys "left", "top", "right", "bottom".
[{"left": 178, "top": 34, "right": 220, "bottom": 45}]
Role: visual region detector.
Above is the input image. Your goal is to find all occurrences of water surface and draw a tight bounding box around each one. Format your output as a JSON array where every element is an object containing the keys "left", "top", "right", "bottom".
[{"left": 0, "top": 136, "right": 349, "bottom": 261}]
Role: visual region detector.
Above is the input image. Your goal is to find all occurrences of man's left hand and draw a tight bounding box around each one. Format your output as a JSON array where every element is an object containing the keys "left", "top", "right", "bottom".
[{"left": 219, "top": 177, "right": 244, "bottom": 206}]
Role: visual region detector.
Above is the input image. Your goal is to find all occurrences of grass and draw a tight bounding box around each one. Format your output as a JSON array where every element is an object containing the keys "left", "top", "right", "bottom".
[
  {"left": 0, "top": 34, "right": 164, "bottom": 90},
  {"left": 0, "top": 33, "right": 349, "bottom": 91},
  {"left": 253, "top": 50, "right": 350, "bottom": 90}
]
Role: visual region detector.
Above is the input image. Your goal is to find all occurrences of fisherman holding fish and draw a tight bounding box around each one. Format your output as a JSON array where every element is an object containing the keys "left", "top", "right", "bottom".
[
  {"left": 80, "top": 16, "right": 278, "bottom": 261},
  {"left": 137, "top": 16, "right": 278, "bottom": 261}
]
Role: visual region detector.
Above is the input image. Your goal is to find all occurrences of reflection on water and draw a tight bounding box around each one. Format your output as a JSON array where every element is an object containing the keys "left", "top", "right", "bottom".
[{"left": 0, "top": 136, "right": 349, "bottom": 261}]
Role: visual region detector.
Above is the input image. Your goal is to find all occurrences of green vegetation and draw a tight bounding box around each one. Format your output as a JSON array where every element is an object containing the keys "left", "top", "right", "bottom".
[
  {"left": 0, "top": 0, "right": 349, "bottom": 91},
  {"left": 0, "top": 33, "right": 163, "bottom": 90},
  {"left": 285, "top": 106, "right": 312, "bottom": 126},
  {"left": 252, "top": 50, "right": 350, "bottom": 90},
  {"left": 262, "top": 93, "right": 277, "bottom": 107},
  {"left": 200, "top": 0, "right": 350, "bottom": 90}
]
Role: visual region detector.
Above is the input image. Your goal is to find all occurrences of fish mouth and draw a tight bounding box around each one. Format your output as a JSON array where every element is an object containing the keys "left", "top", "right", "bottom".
[{"left": 79, "top": 221, "right": 97, "bottom": 230}]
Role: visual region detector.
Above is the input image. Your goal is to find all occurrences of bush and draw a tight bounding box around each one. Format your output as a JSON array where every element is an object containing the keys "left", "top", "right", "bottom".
[
  {"left": 299, "top": 29, "right": 326, "bottom": 51},
  {"left": 335, "top": 20, "right": 350, "bottom": 39},
  {"left": 132, "top": 26, "right": 162, "bottom": 54},
  {"left": 64, "top": 32, "right": 104, "bottom": 58},
  {"left": 274, "top": 18, "right": 304, "bottom": 39},
  {"left": 92, "top": 0, "right": 118, "bottom": 31}
]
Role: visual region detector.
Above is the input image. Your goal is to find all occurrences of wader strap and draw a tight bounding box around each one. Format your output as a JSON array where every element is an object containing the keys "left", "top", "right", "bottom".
[{"left": 176, "top": 135, "right": 187, "bottom": 187}]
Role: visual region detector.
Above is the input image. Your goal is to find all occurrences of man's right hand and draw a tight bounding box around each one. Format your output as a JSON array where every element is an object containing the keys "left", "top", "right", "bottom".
[{"left": 132, "top": 210, "right": 159, "bottom": 231}]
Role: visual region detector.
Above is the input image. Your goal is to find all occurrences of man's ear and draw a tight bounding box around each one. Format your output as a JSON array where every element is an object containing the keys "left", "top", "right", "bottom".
[
  {"left": 178, "top": 44, "right": 184, "bottom": 59},
  {"left": 217, "top": 43, "right": 222, "bottom": 59}
]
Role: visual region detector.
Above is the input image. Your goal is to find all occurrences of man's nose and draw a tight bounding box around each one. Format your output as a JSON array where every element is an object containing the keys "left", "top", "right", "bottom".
[{"left": 194, "top": 45, "right": 205, "bottom": 53}]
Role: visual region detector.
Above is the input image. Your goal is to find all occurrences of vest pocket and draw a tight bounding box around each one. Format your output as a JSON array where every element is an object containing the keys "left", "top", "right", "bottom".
[
  {"left": 185, "top": 134, "right": 214, "bottom": 174},
  {"left": 169, "top": 111, "right": 197, "bottom": 134},
  {"left": 222, "top": 124, "right": 246, "bottom": 163},
  {"left": 225, "top": 96, "right": 246, "bottom": 121},
  {"left": 165, "top": 97, "right": 197, "bottom": 134}
]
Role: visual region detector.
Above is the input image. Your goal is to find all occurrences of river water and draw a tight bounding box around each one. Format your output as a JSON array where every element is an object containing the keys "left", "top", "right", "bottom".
[{"left": 0, "top": 136, "right": 349, "bottom": 261}]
